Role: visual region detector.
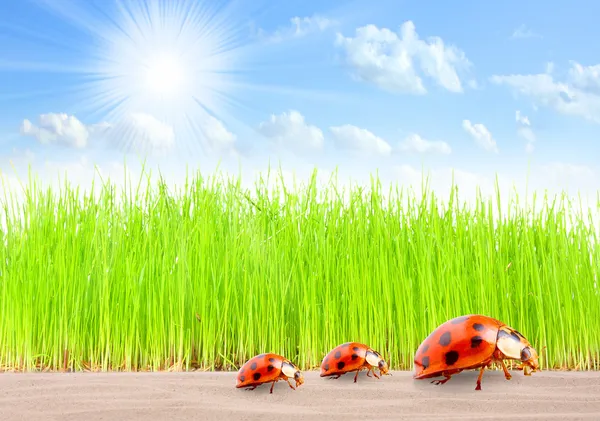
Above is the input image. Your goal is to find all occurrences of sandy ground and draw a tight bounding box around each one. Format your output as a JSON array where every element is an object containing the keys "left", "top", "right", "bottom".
[{"left": 0, "top": 370, "right": 599, "bottom": 421}]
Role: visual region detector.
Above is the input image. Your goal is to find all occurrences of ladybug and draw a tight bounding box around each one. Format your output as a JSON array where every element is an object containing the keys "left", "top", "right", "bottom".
[
  {"left": 236, "top": 353, "right": 304, "bottom": 394},
  {"left": 413, "top": 314, "right": 540, "bottom": 390},
  {"left": 320, "top": 342, "right": 390, "bottom": 382}
]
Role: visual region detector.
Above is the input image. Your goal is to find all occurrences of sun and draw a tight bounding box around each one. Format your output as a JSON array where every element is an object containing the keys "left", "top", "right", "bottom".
[
  {"left": 143, "top": 53, "right": 187, "bottom": 97},
  {"left": 68, "top": 0, "right": 256, "bottom": 155}
]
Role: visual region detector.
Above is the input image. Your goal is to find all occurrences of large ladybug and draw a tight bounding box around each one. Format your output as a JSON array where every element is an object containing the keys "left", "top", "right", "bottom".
[
  {"left": 413, "top": 314, "right": 540, "bottom": 390},
  {"left": 236, "top": 353, "right": 304, "bottom": 394},
  {"left": 320, "top": 342, "right": 390, "bottom": 382}
]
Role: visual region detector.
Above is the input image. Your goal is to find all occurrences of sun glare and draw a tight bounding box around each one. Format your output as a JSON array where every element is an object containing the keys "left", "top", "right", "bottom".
[
  {"left": 62, "top": 0, "right": 257, "bottom": 155},
  {"left": 144, "top": 54, "right": 186, "bottom": 97}
]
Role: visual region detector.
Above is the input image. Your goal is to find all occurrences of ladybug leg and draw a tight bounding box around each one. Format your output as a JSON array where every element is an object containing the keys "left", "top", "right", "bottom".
[
  {"left": 270, "top": 380, "right": 277, "bottom": 394},
  {"left": 286, "top": 378, "right": 296, "bottom": 390},
  {"left": 366, "top": 368, "right": 372, "bottom": 377},
  {"left": 475, "top": 366, "right": 487, "bottom": 391},
  {"left": 245, "top": 385, "right": 258, "bottom": 391},
  {"left": 353, "top": 369, "right": 360, "bottom": 383},
  {"left": 431, "top": 373, "right": 452, "bottom": 386},
  {"left": 499, "top": 360, "right": 512, "bottom": 380}
]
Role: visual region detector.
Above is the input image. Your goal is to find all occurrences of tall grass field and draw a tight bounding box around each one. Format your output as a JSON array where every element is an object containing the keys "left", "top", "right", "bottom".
[{"left": 0, "top": 168, "right": 599, "bottom": 373}]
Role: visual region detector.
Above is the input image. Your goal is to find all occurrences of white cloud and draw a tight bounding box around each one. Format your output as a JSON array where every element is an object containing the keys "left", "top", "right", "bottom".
[
  {"left": 20, "top": 113, "right": 92, "bottom": 148},
  {"left": 515, "top": 110, "right": 530, "bottom": 126},
  {"left": 462, "top": 120, "right": 499, "bottom": 153},
  {"left": 511, "top": 24, "right": 541, "bottom": 39},
  {"left": 329, "top": 124, "right": 392, "bottom": 156},
  {"left": 568, "top": 62, "right": 600, "bottom": 95},
  {"left": 397, "top": 133, "right": 451, "bottom": 154},
  {"left": 106, "top": 113, "right": 175, "bottom": 153},
  {"left": 491, "top": 62, "right": 600, "bottom": 123},
  {"left": 516, "top": 110, "right": 536, "bottom": 152},
  {"left": 259, "top": 15, "right": 337, "bottom": 43},
  {"left": 202, "top": 115, "right": 237, "bottom": 150},
  {"left": 257, "top": 110, "right": 324, "bottom": 153},
  {"left": 19, "top": 112, "right": 237, "bottom": 155},
  {"left": 335, "top": 21, "right": 471, "bottom": 94}
]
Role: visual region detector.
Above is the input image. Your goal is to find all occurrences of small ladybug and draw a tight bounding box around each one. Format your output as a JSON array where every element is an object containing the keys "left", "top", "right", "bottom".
[
  {"left": 320, "top": 342, "right": 390, "bottom": 382},
  {"left": 413, "top": 314, "right": 540, "bottom": 391},
  {"left": 236, "top": 353, "right": 304, "bottom": 394}
]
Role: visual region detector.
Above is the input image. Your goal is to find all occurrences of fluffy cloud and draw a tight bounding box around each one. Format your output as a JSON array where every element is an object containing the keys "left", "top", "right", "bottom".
[
  {"left": 202, "top": 116, "right": 237, "bottom": 150},
  {"left": 491, "top": 61, "right": 600, "bottom": 123},
  {"left": 511, "top": 24, "right": 541, "bottom": 39},
  {"left": 19, "top": 112, "right": 236, "bottom": 155},
  {"left": 462, "top": 120, "right": 499, "bottom": 153},
  {"left": 20, "top": 113, "right": 95, "bottom": 148},
  {"left": 568, "top": 62, "right": 600, "bottom": 95},
  {"left": 516, "top": 110, "right": 536, "bottom": 152},
  {"left": 329, "top": 124, "right": 392, "bottom": 156},
  {"left": 335, "top": 21, "right": 471, "bottom": 94},
  {"left": 107, "top": 113, "right": 175, "bottom": 153},
  {"left": 259, "top": 15, "right": 337, "bottom": 43},
  {"left": 257, "top": 110, "right": 324, "bottom": 153},
  {"left": 397, "top": 133, "right": 452, "bottom": 154}
]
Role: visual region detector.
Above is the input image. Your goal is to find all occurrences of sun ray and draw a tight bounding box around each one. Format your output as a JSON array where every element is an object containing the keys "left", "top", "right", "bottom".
[
  {"left": 30, "top": 0, "right": 115, "bottom": 41},
  {"left": 6, "top": 0, "right": 352, "bottom": 157},
  {"left": 0, "top": 60, "right": 96, "bottom": 73}
]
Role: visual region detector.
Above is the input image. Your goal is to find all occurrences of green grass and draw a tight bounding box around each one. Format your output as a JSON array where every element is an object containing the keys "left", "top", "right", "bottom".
[{"left": 0, "top": 166, "right": 599, "bottom": 373}]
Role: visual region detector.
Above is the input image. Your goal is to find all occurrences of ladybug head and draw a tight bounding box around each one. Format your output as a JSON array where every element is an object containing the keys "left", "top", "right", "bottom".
[
  {"left": 282, "top": 360, "right": 304, "bottom": 387},
  {"left": 377, "top": 358, "right": 390, "bottom": 376},
  {"left": 293, "top": 369, "right": 305, "bottom": 387},
  {"left": 520, "top": 346, "right": 540, "bottom": 375},
  {"left": 366, "top": 350, "right": 390, "bottom": 375}
]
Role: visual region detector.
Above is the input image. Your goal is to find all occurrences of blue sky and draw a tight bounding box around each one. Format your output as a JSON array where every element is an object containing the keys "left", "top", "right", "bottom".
[{"left": 1, "top": 0, "right": 599, "bottom": 203}]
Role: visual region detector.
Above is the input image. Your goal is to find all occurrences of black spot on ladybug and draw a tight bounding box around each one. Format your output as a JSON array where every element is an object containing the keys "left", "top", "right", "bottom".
[
  {"left": 421, "top": 356, "right": 430, "bottom": 369},
  {"left": 240, "top": 369, "right": 245, "bottom": 374},
  {"left": 240, "top": 375, "right": 246, "bottom": 382},
  {"left": 267, "top": 364, "right": 275, "bottom": 372},
  {"left": 352, "top": 346, "right": 360, "bottom": 352},
  {"left": 420, "top": 344, "right": 430, "bottom": 354},
  {"left": 473, "top": 323, "right": 485, "bottom": 332},
  {"left": 444, "top": 351, "right": 459, "bottom": 366},
  {"left": 334, "top": 351, "right": 342, "bottom": 359},
  {"left": 268, "top": 357, "right": 276, "bottom": 363},
  {"left": 471, "top": 335, "right": 483, "bottom": 348},
  {"left": 250, "top": 362, "right": 257, "bottom": 370},
  {"left": 351, "top": 353, "right": 359, "bottom": 360},
  {"left": 253, "top": 372, "right": 261, "bottom": 381},
  {"left": 439, "top": 332, "right": 452, "bottom": 346},
  {"left": 324, "top": 364, "right": 330, "bottom": 371},
  {"left": 337, "top": 361, "right": 345, "bottom": 370},
  {"left": 450, "top": 316, "right": 470, "bottom": 324}
]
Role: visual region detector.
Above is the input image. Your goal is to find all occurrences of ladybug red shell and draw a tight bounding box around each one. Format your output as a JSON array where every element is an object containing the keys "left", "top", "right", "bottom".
[
  {"left": 236, "top": 353, "right": 304, "bottom": 394},
  {"left": 320, "top": 342, "right": 390, "bottom": 382},
  {"left": 413, "top": 314, "right": 540, "bottom": 390}
]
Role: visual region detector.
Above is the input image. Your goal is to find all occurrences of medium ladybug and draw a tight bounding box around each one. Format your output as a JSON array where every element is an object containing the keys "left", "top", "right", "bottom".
[
  {"left": 413, "top": 314, "right": 540, "bottom": 390},
  {"left": 236, "top": 353, "right": 304, "bottom": 394},
  {"left": 320, "top": 342, "right": 390, "bottom": 382}
]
